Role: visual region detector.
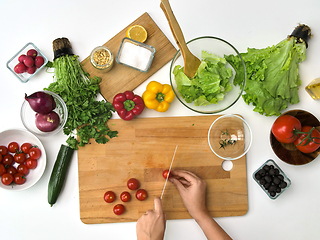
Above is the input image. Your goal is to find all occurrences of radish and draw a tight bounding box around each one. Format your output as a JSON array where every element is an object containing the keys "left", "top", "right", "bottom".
[
  {"left": 14, "top": 62, "right": 27, "bottom": 74},
  {"left": 23, "top": 56, "right": 34, "bottom": 67}
]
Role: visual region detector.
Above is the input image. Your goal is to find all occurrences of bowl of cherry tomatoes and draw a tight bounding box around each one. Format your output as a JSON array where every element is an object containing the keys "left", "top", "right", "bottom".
[
  {"left": 270, "top": 109, "right": 320, "bottom": 165},
  {"left": 0, "top": 128, "right": 46, "bottom": 190}
]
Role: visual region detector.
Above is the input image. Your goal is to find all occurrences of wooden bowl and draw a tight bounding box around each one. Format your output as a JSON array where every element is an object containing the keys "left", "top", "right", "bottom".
[{"left": 270, "top": 109, "right": 320, "bottom": 165}]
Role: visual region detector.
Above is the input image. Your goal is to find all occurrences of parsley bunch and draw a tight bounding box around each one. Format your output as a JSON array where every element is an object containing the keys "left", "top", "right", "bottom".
[{"left": 45, "top": 55, "right": 118, "bottom": 150}]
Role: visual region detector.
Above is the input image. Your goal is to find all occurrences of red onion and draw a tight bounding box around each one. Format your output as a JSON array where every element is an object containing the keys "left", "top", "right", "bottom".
[
  {"left": 25, "top": 92, "right": 56, "bottom": 114},
  {"left": 35, "top": 111, "right": 60, "bottom": 132}
]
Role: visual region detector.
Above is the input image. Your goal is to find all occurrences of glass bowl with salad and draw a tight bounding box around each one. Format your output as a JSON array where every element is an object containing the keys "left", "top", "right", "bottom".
[{"left": 170, "top": 36, "right": 246, "bottom": 114}]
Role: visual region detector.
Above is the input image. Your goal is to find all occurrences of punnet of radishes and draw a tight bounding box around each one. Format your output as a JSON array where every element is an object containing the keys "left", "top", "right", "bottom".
[{"left": 14, "top": 49, "right": 45, "bottom": 75}]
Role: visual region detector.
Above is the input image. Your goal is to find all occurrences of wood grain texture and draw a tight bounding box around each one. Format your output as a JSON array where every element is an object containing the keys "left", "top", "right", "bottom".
[
  {"left": 80, "top": 12, "right": 177, "bottom": 102},
  {"left": 77, "top": 115, "right": 248, "bottom": 224}
]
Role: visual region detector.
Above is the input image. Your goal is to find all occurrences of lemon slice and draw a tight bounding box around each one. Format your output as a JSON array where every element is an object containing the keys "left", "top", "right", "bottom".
[{"left": 126, "top": 25, "right": 148, "bottom": 43}]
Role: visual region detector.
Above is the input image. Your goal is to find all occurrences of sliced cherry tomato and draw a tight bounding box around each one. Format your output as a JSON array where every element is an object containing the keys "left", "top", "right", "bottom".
[
  {"left": 1, "top": 173, "right": 14, "bottom": 185},
  {"left": 29, "top": 147, "right": 41, "bottom": 160},
  {"left": 0, "top": 164, "right": 6, "bottom": 176},
  {"left": 294, "top": 126, "right": 320, "bottom": 153},
  {"left": 0, "top": 146, "right": 8, "bottom": 156},
  {"left": 14, "top": 152, "right": 26, "bottom": 164},
  {"left": 113, "top": 204, "right": 125, "bottom": 215},
  {"left": 2, "top": 154, "right": 14, "bottom": 166},
  {"left": 272, "top": 115, "right": 301, "bottom": 143},
  {"left": 6, "top": 166, "right": 17, "bottom": 175},
  {"left": 8, "top": 142, "right": 19, "bottom": 153},
  {"left": 136, "top": 189, "right": 148, "bottom": 201},
  {"left": 14, "top": 173, "right": 26, "bottom": 185},
  {"left": 17, "top": 164, "right": 29, "bottom": 176},
  {"left": 127, "top": 178, "right": 140, "bottom": 190},
  {"left": 162, "top": 169, "right": 172, "bottom": 179},
  {"left": 21, "top": 143, "right": 32, "bottom": 154},
  {"left": 25, "top": 158, "right": 37, "bottom": 169},
  {"left": 104, "top": 191, "right": 116, "bottom": 203},
  {"left": 120, "top": 191, "right": 131, "bottom": 202}
]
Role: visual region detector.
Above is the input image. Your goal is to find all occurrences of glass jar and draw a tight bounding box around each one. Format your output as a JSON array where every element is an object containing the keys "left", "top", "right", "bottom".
[
  {"left": 90, "top": 46, "right": 114, "bottom": 72},
  {"left": 305, "top": 77, "right": 320, "bottom": 100}
]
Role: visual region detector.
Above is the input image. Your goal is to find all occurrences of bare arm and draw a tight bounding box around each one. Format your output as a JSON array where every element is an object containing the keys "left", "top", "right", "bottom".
[{"left": 170, "top": 170, "right": 232, "bottom": 240}]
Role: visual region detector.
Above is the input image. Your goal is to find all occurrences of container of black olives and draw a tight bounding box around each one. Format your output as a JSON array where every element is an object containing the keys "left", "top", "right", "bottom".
[{"left": 253, "top": 159, "right": 291, "bottom": 199}]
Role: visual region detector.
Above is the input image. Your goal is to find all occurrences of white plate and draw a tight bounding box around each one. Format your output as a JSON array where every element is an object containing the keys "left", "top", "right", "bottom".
[{"left": 0, "top": 128, "right": 46, "bottom": 191}]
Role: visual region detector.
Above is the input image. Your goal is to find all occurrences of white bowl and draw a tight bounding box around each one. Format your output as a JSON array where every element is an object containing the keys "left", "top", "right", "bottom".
[{"left": 0, "top": 129, "right": 46, "bottom": 191}]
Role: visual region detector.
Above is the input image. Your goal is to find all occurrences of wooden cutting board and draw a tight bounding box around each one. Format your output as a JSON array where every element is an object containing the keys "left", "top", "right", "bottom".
[
  {"left": 77, "top": 115, "right": 248, "bottom": 224},
  {"left": 81, "top": 12, "right": 177, "bottom": 102}
]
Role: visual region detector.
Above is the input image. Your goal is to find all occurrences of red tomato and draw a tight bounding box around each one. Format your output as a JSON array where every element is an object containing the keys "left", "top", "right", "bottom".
[
  {"left": 1, "top": 173, "right": 14, "bottom": 185},
  {"left": 136, "top": 189, "right": 148, "bottom": 201},
  {"left": 113, "top": 204, "right": 125, "bottom": 215},
  {"left": 127, "top": 178, "right": 140, "bottom": 190},
  {"left": 25, "top": 158, "right": 37, "bottom": 169},
  {"left": 2, "top": 154, "right": 14, "bottom": 166},
  {"left": 14, "top": 173, "right": 26, "bottom": 185},
  {"left": 6, "top": 166, "right": 17, "bottom": 175},
  {"left": 17, "top": 164, "right": 29, "bottom": 176},
  {"left": 294, "top": 126, "right": 320, "bottom": 153},
  {"left": 14, "top": 152, "right": 26, "bottom": 164},
  {"left": 0, "top": 154, "right": 2, "bottom": 163},
  {"left": 8, "top": 142, "right": 19, "bottom": 153},
  {"left": 0, "top": 146, "right": 8, "bottom": 156},
  {"left": 0, "top": 164, "right": 6, "bottom": 176},
  {"left": 162, "top": 169, "right": 172, "bottom": 179},
  {"left": 21, "top": 143, "right": 32, "bottom": 154},
  {"left": 29, "top": 147, "right": 41, "bottom": 160},
  {"left": 104, "top": 191, "right": 116, "bottom": 203},
  {"left": 120, "top": 191, "right": 131, "bottom": 202},
  {"left": 272, "top": 115, "right": 301, "bottom": 143}
]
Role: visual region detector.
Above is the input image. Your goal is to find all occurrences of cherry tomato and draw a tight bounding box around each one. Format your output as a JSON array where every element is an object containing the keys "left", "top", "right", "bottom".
[
  {"left": 6, "top": 166, "right": 17, "bottom": 175},
  {"left": 0, "top": 154, "right": 2, "bottom": 163},
  {"left": 29, "top": 147, "right": 41, "bottom": 160},
  {"left": 294, "top": 126, "right": 320, "bottom": 153},
  {"left": 8, "top": 142, "right": 19, "bottom": 153},
  {"left": 113, "top": 204, "right": 125, "bottom": 215},
  {"left": 25, "top": 158, "right": 37, "bottom": 169},
  {"left": 162, "top": 169, "right": 172, "bottom": 179},
  {"left": 127, "top": 178, "right": 140, "bottom": 190},
  {"left": 14, "top": 173, "right": 26, "bottom": 185},
  {"left": 14, "top": 152, "right": 26, "bottom": 164},
  {"left": 120, "top": 191, "right": 131, "bottom": 202},
  {"left": 21, "top": 143, "right": 32, "bottom": 154},
  {"left": 272, "top": 115, "right": 301, "bottom": 143},
  {"left": 2, "top": 154, "right": 14, "bottom": 166},
  {"left": 0, "top": 146, "right": 8, "bottom": 156},
  {"left": 17, "top": 164, "right": 29, "bottom": 176},
  {"left": 104, "top": 191, "right": 116, "bottom": 203},
  {"left": 0, "top": 164, "right": 6, "bottom": 176},
  {"left": 136, "top": 189, "right": 148, "bottom": 201},
  {"left": 1, "top": 173, "right": 14, "bottom": 185}
]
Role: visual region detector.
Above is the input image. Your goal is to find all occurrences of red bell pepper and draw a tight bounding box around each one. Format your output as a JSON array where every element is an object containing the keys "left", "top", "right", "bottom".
[{"left": 113, "top": 91, "right": 145, "bottom": 121}]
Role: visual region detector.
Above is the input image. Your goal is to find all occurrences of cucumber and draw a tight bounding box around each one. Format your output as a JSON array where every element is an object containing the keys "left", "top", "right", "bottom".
[{"left": 48, "top": 144, "right": 74, "bottom": 207}]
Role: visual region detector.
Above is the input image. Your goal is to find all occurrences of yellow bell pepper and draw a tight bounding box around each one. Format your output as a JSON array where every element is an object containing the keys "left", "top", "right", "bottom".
[{"left": 142, "top": 81, "right": 175, "bottom": 112}]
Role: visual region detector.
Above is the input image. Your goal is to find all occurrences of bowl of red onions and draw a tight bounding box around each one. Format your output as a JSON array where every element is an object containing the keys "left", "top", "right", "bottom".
[{"left": 21, "top": 91, "right": 67, "bottom": 137}]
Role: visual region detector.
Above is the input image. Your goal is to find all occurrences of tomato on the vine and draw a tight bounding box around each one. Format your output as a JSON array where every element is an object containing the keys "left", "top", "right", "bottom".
[
  {"left": 136, "top": 189, "right": 148, "bottom": 201},
  {"left": 272, "top": 115, "right": 302, "bottom": 143},
  {"left": 2, "top": 154, "right": 14, "bottom": 166},
  {"left": 113, "top": 204, "right": 125, "bottom": 215},
  {"left": 7, "top": 166, "right": 17, "bottom": 176},
  {"left": 1, "top": 173, "right": 14, "bottom": 185},
  {"left": 127, "top": 178, "right": 140, "bottom": 190},
  {"left": 17, "top": 164, "right": 29, "bottom": 176},
  {"left": 14, "top": 152, "right": 26, "bottom": 164},
  {"left": 120, "top": 191, "right": 131, "bottom": 202},
  {"left": 294, "top": 126, "right": 320, "bottom": 153},
  {"left": 14, "top": 173, "right": 26, "bottom": 185},
  {"left": 0, "top": 146, "right": 8, "bottom": 156},
  {"left": 162, "top": 169, "right": 172, "bottom": 179},
  {"left": 104, "top": 191, "right": 116, "bottom": 203},
  {"left": 25, "top": 158, "right": 37, "bottom": 169},
  {"left": 8, "top": 142, "right": 19, "bottom": 153},
  {"left": 21, "top": 143, "right": 32, "bottom": 154},
  {"left": 29, "top": 147, "right": 41, "bottom": 160}
]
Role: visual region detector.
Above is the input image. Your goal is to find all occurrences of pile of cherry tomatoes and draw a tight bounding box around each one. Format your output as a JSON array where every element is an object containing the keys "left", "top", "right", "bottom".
[{"left": 0, "top": 142, "right": 41, "bottom": 186}]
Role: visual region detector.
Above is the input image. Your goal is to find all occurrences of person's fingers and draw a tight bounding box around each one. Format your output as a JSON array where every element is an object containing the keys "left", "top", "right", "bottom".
[
  {"left": 171, "top": 169, "right": 199, "bottom": 182},
  {"left": 170, "top": 177, "right": 187, "bottom": 193},
  {"left": 154, "top": 197, "right": 163, "bottom": 213}
]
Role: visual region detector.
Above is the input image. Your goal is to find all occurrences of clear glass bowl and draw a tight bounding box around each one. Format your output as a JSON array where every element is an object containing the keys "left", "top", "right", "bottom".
[
  {"left": 253, "top": 159, "right": 291, "bottom": 200},
  {"left": 90, "top": 46, "right": 114, "bottom": 72},
  {"left": 170, "top": 36, "right": 246, "bottom": 114},
  {"left": 21, "top": 91, "right": 68, "bottom": 137},
  {"left": 6, "top": 42, "right": 48, "bottom": 83},
  {"left": 208, "top": 114, "right": 252, "bottom": 160},
  {"left": 116, "top": 37, "right": 155, "bottom": 73}
]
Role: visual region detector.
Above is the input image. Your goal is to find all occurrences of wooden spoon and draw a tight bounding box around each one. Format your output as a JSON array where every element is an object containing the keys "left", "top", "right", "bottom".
[{"left": 160, "top": 0, "right": 201, "bottom": 79}]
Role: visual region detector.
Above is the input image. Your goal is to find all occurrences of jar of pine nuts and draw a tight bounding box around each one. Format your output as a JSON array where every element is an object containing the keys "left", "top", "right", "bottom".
[{"left": 90, "top": 46, "right": 114, "bottom": 72}]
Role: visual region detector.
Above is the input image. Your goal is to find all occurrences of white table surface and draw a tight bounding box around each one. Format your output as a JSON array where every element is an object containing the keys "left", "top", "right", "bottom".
[{"left": 1, "top": 0, "right": 320, "bottom": 239}]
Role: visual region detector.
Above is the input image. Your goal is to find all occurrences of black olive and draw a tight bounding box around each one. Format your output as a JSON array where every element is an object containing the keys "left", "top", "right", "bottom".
[
  {"left": 279, "top": 181, "right": 287, "bottom": 189},
  {"left": 278, "top": 174, "right": 284, "bottom": 181},
  {"left": 276, "top": 187, "right": 281, "bottom": 193},
  {"left": 269, "top": 165, "right": 274, "bottom": 169},
  {"left": 255, "top": 172, "right": 262, "bottom": 180},
  {"left": 264, "top": 182, "right": 271, "bottom": 190},
  {"left": 263, "top": 165, "right": 270, "bottom": 171},
  {"left": 268, "top": 185, "right": 277, "bottom": 193},
  {"left": 259, "top": 179, "right": 266, "bottom": 185},
  {"left": 265, "top": 175, "right": 272, "bottom": 183},
  {"left": 273, "top": 177, "right": 281, "bottom": 185},
  {"left": 274, "top": 169, "right": 280, "bottom": 176},
  {"left": 270, "top": 191, "right": 276, "bottom": 197},
  {"left": 269, "top": 168, "right": 276, "bottom": 176},
  {"left": 259, "top": 169, "right": 266, "bottom": 176}
]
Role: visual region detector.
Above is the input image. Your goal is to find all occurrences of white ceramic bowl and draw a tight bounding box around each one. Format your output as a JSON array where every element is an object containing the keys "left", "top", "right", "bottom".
[{"left": 0, "top": 129, "right": 46, "bottom": 191}]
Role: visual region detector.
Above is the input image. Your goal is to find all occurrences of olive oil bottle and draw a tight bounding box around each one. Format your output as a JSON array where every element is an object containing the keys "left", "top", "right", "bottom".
[{"left": 305, "top": 77, "right": 320, "bottom": 100}]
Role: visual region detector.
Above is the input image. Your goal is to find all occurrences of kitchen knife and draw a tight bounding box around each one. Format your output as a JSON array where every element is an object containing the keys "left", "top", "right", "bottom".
[{"left": 160, "top": 145, "right": 178, "bottom": 199}]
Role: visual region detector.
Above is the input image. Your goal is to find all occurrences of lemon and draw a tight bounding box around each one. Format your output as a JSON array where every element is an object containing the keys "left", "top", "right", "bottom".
[{"left": 126, "top": 25, "right": 148, "bottom": 43}]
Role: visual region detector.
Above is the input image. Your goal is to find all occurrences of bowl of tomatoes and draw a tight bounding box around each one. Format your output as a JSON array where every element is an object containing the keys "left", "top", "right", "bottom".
[
  {"left": 0, "top": 128, "right": 46, "bottom": 190},
  {"left": 270, "top": 109, "right": 320, "bottom": 165}
]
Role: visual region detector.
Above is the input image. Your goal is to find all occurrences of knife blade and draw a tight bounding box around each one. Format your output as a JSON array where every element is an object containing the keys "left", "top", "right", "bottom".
[{"left": 160, "top": 145, "right": 178, "bottom": 199}]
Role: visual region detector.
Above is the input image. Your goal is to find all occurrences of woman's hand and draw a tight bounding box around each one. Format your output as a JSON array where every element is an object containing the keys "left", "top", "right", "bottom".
[{"left": 136, "top": 197, "right": 166, "bottom": 240}]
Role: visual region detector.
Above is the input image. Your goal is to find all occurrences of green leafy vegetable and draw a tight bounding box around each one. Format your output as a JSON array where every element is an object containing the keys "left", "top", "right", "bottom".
[
  {"left": 225, "top": 24, "right": 311, "bottom": 116},
  {"left": 45, "top": 55, "right": 117, "bottom": 150},
  {"left": 173, "top": 50, "right": 233, "bottom": 106}
]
